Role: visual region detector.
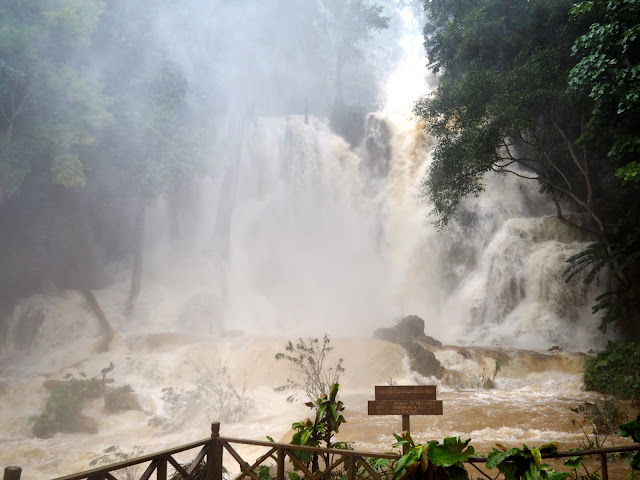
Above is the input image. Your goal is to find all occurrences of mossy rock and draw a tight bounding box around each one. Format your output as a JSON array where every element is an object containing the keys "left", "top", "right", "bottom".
[{"left": 32, "top": 376, "right": 106, "bottom": 437}]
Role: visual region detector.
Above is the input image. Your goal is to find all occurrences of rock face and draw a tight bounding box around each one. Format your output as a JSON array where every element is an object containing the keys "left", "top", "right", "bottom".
[
  {"left": 373, "top": 315, "right": 442, "bottom": 348},
  {"left": 406, "top": 341, "right": 445, "bottom": 379},
  {"left": 373, "top": 315, "right": 445, "bottom": 379}
]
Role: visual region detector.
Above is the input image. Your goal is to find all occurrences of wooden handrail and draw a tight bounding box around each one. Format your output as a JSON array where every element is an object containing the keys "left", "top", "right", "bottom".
[
  {"left": 51, "top": 438, "right": 211, "bottom": 480},
  {"left": 217, "top": 436, "right": 402, "bottom": 460},
  {"left": 465, "top": 443, "right": 640, "bottom": 463},
  {"left": 9, "top": 422, "right": 640, "bottom": 480}
]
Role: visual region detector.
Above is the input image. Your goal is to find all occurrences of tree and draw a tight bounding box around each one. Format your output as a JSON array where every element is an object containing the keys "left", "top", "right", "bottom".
[
  {"left": 568, "top": 0, "right": 640, "bottom": 182},
  {"left": 0, "top": 0, "right": 112, "bottom": 203},
  {"left": 414, "top": 0, "right": 640, "bottom": 330},
  {"left": 89, "top": 0, "right": 209, "bottom": 310},
  {"left": 319, "top": 0, "right": 391, "bottom": 104}
]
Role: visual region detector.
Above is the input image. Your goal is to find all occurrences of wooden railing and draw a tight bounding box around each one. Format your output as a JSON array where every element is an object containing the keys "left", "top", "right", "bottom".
[{"left": 3, "top": 422, "right": 640, "bottom": 480}]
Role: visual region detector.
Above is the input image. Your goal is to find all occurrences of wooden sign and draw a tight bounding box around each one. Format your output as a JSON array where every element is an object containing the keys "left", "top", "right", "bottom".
[
  {"left": 368, "top": 399, "right": 443, "bottom": 416},
  {"left": 367, "top": 385, "right": 442, "bottom": 448},
  {"left": 374, "top": 385, "right": 437, "bottom": 401}
]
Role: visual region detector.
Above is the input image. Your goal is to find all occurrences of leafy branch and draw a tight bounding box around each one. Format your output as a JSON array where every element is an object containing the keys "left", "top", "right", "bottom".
[{"left": 274, "top": 335, "right": 344, "bottom": 404}]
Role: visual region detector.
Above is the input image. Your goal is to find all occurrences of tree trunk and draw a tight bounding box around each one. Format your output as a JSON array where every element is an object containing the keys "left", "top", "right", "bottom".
[
  {"left": 126, "top": 198, "right": 145, "bottom": 313},
  {"left": 80, "top": 288, "right": 115, "bottom": 352}
]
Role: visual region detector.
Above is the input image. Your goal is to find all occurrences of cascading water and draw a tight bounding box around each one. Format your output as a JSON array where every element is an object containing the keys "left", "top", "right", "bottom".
[{"left": 0, "top": 10, "right": 622, "bottom": 480}]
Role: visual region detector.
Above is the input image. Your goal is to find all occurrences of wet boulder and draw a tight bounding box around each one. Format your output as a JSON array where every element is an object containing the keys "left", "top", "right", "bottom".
[
  {"left": 373, "top": 315, "right": 442, "bottom": 348},
  {"left": 405, "top": 341, "right": 445, "bottom": 379}
]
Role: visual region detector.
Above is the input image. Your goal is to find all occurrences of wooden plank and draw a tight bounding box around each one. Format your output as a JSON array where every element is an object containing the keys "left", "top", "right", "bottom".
[
  {"left": 276, "top": 448, "right": 284, "bottom": 480},
  {"left": 221, "top": 442, "right": 261, "bottom": 480},
  {"left": 368, "top": 400, "right": 443, "bottom": 416},
  {"left": 139, "top": 461, "right": 158, "bottom": 480},
  {"left": 52, "top": 439, "right": 211, "bottom": 480},
  {"left": 186, "top": 445, "right": 209, "bottom": 478},
  {"left": 166, "top": 456, "right": 189, "bottom": 479},
  {"left": 157, "top": 458, "right": 167, "bottom": 480},
  {"left": 284, "top": 449, "right": 318, "bottom": 480},
  {"left": 235, "top": 447, "right": 277, "bottom": 480},
  {"left": 348, "top": 455, "right": 355, "bottom": 480},
  {"left": 316, "top": 455, "right": 347, "bottom": 480},
  {"left": 374, "top": 385, "right": 436, "bottom": 400}
]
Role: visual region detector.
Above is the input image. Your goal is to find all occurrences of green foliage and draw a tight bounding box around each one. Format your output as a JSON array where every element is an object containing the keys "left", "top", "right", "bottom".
[
  {"left": 416, "top": 0, "right": 583, "bottom": 225},
  {"left": 416, "top": 0, "right": 640, "bottom": 330},
  {"left": 486, "top": 443, "right": 565, "bottom": 480},
  {"left": 274, "top": 335, "right": 345, "bottom": 404},
  {"left": 31, "top": 370, "right": 107, "bottom": 438},
  {"left": 616, "top": 162, "right": 640, "bottom": 182},
  {"left": 367, "top": 457, "right": 394, "bottom": 480},
  {"left": 0, "top": 0, "right": 113, "bottom": 197},
  {"left": 620, "top": 417, "right": 640, "bottom": 471},
  {"left": 393, "top": 433, "right": 474, "bottom": 480},
  {"left": 254, "top": 465, "right": 274, "bottom": 480},
  {"left": 583, "top": 341, "right": 640, "bottom": 403},
  {"left": 568, "top": 0, "right": 640, "bottom": 171},
  {"left": 289, "top": 383, "right": 350, "bottom": 473}
]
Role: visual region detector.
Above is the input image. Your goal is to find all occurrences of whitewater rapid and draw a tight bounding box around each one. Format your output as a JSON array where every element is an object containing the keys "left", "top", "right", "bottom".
[{"left": 0, "top": 330, "right": 614, "bottom": 479}]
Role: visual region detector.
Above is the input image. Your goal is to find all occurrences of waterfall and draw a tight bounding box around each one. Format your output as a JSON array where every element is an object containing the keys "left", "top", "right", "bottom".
[
  {"left": 0, "top": 9, "right": 621, "bottom": 479},
  {"left": 2, "top": 9, "right": 614, "bottom": 357}
]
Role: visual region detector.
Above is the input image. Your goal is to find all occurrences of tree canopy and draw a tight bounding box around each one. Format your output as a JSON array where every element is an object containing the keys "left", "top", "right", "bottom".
[{"left": 415, "top": 0, "right": 640, "bottom": 331}]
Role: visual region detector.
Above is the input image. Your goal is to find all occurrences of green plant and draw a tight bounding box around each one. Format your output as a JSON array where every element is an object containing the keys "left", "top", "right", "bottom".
[
  {"left": 254, "top": 465, "right": 274, "bottom": 480},
  {"left": 274, "top": 335, "right": 345, "bottom": 404},
  {"left": 583, "top": 342, "right": 640, "bottom": 404},
  {"left": 620, "top": 417, "right": 640, "bottom": 475},
  {"left": 90, "top": 445, "right": 144, "bottom": 480},
  {"left": 31, "top": 369, "right": 108, "bottom": 438},
  {"left": 366, "top": 457, "right": 394, "bottom": 480},
  {"left": 479, "top": 359, "right": 502, "bottom": 390},
  {"left": 561, "top": 454, "right": 601, "bottom": 480},
  {"left": 570, "top": 399, "right": 627, "bottom": 448},
  {"left": 486, "top": 443, "right": 567, "bottom": 480},
  {"left": 393, "top": 433, "right": 475, "bottom": 480},
  {"left": 289, "top": 383, "right": 350, "bottom": 473}
]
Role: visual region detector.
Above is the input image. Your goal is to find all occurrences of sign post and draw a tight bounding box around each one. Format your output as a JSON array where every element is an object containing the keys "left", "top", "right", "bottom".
[{"left": 367, "top": 385, "right": 443, "bottom": 453}]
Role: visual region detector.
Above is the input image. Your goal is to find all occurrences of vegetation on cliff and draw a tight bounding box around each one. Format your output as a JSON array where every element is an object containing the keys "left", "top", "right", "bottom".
[
  {"left": 583, "top": 341, "right": 640, "bottom": 403},
  {"left": 415, "top": 0, "right": 640, "bottom": 332}
]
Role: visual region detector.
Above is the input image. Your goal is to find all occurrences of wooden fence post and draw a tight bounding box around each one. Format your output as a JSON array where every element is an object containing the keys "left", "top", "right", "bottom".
[
  {"left": 600, "top": 453, "right": 608, "bottom": 480},
  {"left": 3, "top": 467, "right": 22, "bottom": 480},
  {"left": 276, "top": 447, "right": 284, "bottom": 480},
  {"left": 207, "top": 422, "right": 223, "bottom": 480},
  {"left": 157, "top": 457, "right": 167, "bottom": 480}
]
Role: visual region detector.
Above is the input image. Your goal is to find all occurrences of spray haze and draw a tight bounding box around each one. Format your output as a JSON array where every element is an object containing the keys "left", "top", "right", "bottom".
[
  {"left": 0, "top": 3, "right": 624, "bottom": 477},
  {"left": 0, "top": 0, "right": 614, "bottom": 347}
]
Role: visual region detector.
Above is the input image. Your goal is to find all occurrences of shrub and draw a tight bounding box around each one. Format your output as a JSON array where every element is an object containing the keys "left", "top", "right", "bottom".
[
  {"left": 274, "top": 335, "right": 344, "bottom": 403},
  {"left": 31, "top": 372, "right": 105, "bottom": 438},
  {"left": 583, "top": 341, "right": 640, "bottom": 403}
]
